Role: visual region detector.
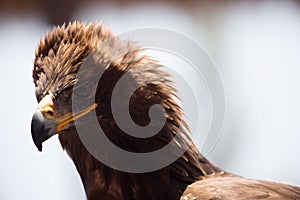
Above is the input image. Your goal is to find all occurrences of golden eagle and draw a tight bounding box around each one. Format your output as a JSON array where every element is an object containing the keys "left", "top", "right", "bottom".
[{"left": 31, "top": 22, "right": 300, "bottom": 200}]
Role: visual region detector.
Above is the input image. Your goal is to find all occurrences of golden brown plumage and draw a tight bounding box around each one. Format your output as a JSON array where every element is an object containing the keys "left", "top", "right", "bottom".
[
  {"left": 182, "top": 174, "right": 300, "bottom": 199},
  {"left": 31, "top": 22, "right": 300, "bottom": 200}
]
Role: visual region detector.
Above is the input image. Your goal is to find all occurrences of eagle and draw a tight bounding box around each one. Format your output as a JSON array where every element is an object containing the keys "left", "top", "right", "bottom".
[{"left": 31, "top": 22, "right": 300, "bottom": 200}]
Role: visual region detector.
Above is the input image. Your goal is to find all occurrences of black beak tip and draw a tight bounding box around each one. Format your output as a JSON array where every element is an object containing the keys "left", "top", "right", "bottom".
[
  {"left": 31, "top": 113, "right": 47, "bottom": 152},
  {"left": 31, "top": 126, "right": 43, "bottom": 152},
  {"left": 34, "top": 139, "right": 43, "bottom": 152}
]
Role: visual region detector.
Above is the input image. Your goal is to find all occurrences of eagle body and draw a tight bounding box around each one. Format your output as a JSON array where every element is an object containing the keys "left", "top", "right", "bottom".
[{"left": 31, "top": 22, "right": 300, "bottom": 200}]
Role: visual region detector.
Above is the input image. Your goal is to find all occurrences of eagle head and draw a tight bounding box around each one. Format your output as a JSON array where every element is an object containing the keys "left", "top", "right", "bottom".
[
  {"left": 31, "top": 22, "right": 181, "bottom": 153},
  {"left": 31, "top": 22, "right": 101, "bottom": 151}
]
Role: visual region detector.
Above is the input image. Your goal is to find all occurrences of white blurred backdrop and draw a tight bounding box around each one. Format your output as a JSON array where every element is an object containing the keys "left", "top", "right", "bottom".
[{"left": 0, "top": 0, "right": 300, "bottom": 199}]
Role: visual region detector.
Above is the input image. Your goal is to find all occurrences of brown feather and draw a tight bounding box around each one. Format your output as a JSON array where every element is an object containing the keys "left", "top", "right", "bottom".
[{"left": 181, "top": 174, "right": 300, "bottom": 200}]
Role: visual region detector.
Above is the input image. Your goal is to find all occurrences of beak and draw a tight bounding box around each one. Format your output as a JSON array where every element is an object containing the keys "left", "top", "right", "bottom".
[
  {"left": 31, "top": 95, "right": 97, "bottom": 151},
  {"left": 31, "top": 109, "right": 56, "bottom": 151}
]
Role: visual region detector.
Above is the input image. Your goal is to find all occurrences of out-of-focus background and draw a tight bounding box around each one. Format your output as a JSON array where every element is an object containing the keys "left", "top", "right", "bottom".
[{"left": 1, "top": 0, "right": 300, "bottom": 199}]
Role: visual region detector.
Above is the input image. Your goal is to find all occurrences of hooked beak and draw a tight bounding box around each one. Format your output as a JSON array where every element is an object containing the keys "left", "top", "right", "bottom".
[{"left": 31, "top": 95, "right": 97, "bottom": 151}]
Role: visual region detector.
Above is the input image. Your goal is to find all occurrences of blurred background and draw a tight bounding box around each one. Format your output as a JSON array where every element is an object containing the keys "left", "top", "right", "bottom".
[{"left": 1, "top": 0, "right": 300, "bottom": 199}]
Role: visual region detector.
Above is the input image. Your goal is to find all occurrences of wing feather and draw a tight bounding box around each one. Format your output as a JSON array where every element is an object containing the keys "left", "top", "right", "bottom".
[{"left": 181, "top": 176, "right": 300, "bottom": 200}]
